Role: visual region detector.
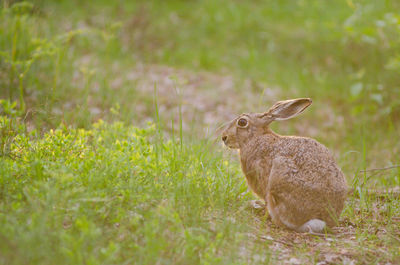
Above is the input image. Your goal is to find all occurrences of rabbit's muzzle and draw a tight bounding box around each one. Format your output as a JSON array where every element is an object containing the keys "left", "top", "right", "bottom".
[{"left": 221, "top": 135, "right": 240, "bottom": 149}]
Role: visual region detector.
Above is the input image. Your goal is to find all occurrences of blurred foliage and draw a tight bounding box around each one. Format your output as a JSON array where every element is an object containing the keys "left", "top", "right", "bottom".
[{"left": 1, "top": 0, "right": 400, "bottom": 127}]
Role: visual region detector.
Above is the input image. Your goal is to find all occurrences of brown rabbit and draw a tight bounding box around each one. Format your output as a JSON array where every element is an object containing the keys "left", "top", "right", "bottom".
[{"left": 221, "top": 98, "right": 347, "bottom": 233}]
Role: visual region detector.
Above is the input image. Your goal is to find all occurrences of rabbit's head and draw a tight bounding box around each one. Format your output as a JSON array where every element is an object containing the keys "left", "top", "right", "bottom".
[{"left": 221, "top": 98, "right": 312, "bottom": 149}]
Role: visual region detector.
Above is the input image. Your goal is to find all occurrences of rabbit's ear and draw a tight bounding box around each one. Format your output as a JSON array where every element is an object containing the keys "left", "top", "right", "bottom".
[{"left": 265, "top": 98, "right": 312, "bottom": 121}]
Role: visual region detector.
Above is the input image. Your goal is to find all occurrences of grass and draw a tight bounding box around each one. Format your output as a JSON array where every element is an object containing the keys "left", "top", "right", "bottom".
[
  {"left": 1, "top": 0, "right": 400, "bottom": 264},
  {"left": 1, "top": 118, "right": 399, "bottom": 264},
  {"left": 0, "top": 121, "right": 252, "bottom": 264}
]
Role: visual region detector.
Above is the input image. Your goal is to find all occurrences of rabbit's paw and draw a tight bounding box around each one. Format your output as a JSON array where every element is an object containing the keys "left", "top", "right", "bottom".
[
  {"left": 246, "top": 200, "right": 266, "bottom": 216},
  {"left": 249, "top": 200, "right": 265, "bottom": 209}
]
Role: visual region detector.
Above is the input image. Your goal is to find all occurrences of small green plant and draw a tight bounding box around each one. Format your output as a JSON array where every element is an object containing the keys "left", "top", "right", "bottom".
[
  {"left": 0, "top": 1, "right": 122, "bottom": 126},
  {"left": 0, "top": 99, "right": 26, "bottom": 159},
  {"left": 0, "top": 2, "right": 59, "bottom": 113}
]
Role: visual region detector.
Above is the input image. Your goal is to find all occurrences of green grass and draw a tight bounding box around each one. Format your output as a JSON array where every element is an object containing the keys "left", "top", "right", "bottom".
[
  {"left": 1, "top": 0, "right": 400, "bottom": 264},
  {"left": 1, "top": 120, "right": 263, "bottom": 264},
  {"left": 1, "top": 118, "right": 399, "bottom": 264}
]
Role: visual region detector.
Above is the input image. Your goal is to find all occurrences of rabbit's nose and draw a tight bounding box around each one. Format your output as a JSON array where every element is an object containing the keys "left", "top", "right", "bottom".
[{"left": 222, "top": 136, "right": 227, "bottom": 142}]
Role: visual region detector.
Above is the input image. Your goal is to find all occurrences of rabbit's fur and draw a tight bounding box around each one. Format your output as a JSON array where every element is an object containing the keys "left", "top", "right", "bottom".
[{"left": 221, "top": 98, "right": 347, "bottom": 233}]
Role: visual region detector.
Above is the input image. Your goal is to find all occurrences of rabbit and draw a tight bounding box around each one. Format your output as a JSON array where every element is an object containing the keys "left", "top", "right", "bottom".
[{"left": 221, "top": 98, "right": 348, "bottom": 233}]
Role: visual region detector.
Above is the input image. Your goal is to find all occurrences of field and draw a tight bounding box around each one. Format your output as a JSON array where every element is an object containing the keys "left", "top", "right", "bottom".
[{"left": 1, "top": 0, "right": 400, "bottom": 264}]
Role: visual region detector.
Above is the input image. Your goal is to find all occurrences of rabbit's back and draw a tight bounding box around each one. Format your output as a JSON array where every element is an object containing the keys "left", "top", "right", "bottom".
[
  {"left": 273, "top": 136, "right": 346, "bottom": 190},
  {"left": 266, "top": 135, "right": 348, "bottom": 227}
]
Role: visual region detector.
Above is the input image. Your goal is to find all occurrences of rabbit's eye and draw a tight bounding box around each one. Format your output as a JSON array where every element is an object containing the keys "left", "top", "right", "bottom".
[{"left": 237, "top": 118, "right": 248, "bottom": 127}]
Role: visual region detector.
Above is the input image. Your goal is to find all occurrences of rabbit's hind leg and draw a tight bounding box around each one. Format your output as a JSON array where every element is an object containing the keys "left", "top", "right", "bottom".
[
  {"left": 266, "top": 193, "right": 297, "bottom": 230},
  {"left": 296, "top": 219, "right": 326, "bottom": 233},
  {"left": 266, "top": 193, "right": 325, "bottom": 233}
]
